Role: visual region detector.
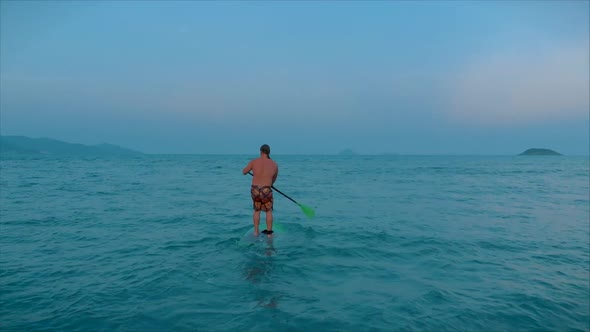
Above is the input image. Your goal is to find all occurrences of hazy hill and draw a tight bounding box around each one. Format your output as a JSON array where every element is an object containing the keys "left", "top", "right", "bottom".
[
  {"left": 338, "top": 149, "right": 358, "bottom": 156},
  {"left": 0, "top": 136, "right": 143, "bottom": 157},
  {"left": 518, "top": 148, "right": 562, "bottom": 156}
]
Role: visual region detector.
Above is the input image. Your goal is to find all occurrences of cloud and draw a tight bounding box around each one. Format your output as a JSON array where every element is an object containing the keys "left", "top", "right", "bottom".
[{"left": 446, "top": 41, "right": 589, "bottom": 125}]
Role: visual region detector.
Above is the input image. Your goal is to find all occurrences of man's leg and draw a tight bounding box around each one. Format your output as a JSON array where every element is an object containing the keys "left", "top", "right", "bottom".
[
  {"left": 265, "top": 210, "right": 273, "bottom": 237},
  {"left": 253, "top": 210, "right": 261, "bottom": 236}
]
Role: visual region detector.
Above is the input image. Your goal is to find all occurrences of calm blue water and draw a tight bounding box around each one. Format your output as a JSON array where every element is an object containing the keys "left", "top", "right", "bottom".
[{"left": 1, "top": 155, "right": 589, "bottom": 332}]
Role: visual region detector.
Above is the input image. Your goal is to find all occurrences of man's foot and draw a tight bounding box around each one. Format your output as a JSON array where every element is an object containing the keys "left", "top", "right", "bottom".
[{"left": 261, "top": 230, "right": 274, "bottom": 237}]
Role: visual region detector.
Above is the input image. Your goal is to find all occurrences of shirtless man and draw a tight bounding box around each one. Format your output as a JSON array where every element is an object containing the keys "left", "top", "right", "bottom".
[{"left": 242, "top": 144, "right": 278, "bottom": 237}]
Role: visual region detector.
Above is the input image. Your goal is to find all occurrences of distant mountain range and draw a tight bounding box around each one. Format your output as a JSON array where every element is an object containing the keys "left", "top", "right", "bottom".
[
  {"left": 0, "top": 136, "right": 569, "bottom": 157},
  {"left": 0, "top": 136, "right": 143, "bottom": 157}
]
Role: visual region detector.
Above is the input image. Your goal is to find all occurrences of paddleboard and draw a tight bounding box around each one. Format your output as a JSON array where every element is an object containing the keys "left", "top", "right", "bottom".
[{"left": 238, "top": 223, "right": 284, "bottom": 248}]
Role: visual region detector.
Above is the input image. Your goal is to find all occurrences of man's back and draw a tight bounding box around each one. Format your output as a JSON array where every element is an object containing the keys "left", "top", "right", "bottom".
[{"left": 251, "top": 157, "right": 278, "bottom": 187}]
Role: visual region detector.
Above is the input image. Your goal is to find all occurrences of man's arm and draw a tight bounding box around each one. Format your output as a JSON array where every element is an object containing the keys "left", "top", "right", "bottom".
[
  {"left": 242, "top": 161, "right": 253, "bottom": 175},
  {"left": 272, "top": 166, "right": 278, "bottom": 184}
]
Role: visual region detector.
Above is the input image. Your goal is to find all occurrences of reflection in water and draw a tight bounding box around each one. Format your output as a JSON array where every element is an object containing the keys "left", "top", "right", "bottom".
[{"left": 243, "top": 236, "right": 280, "bottom": 309}]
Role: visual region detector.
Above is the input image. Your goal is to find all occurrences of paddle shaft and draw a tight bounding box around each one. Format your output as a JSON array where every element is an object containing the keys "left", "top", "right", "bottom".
[{"left": 248, "top": 171, "right": 300, "bottom": 206}]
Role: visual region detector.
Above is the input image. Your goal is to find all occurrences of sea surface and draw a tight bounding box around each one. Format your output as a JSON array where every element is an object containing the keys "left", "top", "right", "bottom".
[{"left": 1, "top": 155, "right": 589, "bottom": 332}]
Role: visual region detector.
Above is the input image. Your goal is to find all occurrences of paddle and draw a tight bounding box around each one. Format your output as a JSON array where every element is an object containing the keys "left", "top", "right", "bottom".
[{"left": 248, "top": 171, "right": 315, "bottom": 219}]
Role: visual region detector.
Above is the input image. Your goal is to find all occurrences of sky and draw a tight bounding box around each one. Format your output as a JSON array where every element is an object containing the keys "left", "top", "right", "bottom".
[{"left": 1, "top": 1, "right": 589, "bottom": 155}]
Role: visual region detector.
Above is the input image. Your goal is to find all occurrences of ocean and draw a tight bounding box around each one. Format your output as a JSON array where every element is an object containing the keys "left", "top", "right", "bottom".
[{"left": 1, "top": 155, "right": 589, "bottom": 332}]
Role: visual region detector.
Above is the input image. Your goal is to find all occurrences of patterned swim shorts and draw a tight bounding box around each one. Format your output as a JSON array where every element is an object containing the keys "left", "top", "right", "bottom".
[{"left": 251, "top": 185, "right": 273, "bottom": 212}]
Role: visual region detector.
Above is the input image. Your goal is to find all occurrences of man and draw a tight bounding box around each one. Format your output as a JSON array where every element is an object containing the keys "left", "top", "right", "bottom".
[{"left": 242, "top": 144, "right": 279, "bottom": 237}]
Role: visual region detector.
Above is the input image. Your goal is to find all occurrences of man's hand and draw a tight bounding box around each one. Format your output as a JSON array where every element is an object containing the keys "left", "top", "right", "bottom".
[{"left": 242, "top": 161, "right": 253, "bottom": 175}]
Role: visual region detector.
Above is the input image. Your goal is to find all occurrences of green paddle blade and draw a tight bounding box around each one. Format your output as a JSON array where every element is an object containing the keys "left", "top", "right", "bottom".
[{"left": 299, "top": 204, "right": 315, "bottom": 219}]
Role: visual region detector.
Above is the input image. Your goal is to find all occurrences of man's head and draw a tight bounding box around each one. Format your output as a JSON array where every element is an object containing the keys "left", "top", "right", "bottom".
[{"left": 260, "top": 144, "right": 271, "bottom": 157}]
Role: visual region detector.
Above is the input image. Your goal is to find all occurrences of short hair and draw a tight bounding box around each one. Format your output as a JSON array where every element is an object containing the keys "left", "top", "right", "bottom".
[{"left": 260, "top": 144, "right": 270, "bottom": 155}]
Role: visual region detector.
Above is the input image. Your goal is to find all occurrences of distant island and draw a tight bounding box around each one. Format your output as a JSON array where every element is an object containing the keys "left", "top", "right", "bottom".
[
  {"left": 518, "top": 148, "right": 562, "bottom": 156},
  {"left": 0, "top": 136, "right": 143, "bottom": 157},
  {"left": 338, "top": 149, "right": 358, "bottom": 156}
]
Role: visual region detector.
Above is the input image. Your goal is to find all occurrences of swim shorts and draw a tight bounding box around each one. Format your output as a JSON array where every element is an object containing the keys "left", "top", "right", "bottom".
[{"left": 251, "top": 185, "right": 273, "bottom": 212}]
